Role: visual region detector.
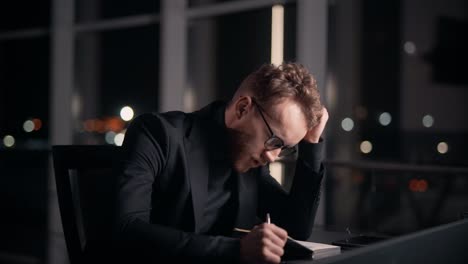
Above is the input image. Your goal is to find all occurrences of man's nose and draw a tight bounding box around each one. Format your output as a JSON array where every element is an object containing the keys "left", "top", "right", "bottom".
[{"left": 263, "top": 148, "right": 282, "bottom": 163}]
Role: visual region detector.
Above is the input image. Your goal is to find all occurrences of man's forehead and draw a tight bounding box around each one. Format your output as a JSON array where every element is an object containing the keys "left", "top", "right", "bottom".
[{"left": 263, "top": 99, "right": 307, "bottom": 143}]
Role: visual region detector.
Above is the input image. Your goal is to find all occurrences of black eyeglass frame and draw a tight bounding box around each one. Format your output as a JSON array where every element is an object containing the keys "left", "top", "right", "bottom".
[{"left": 252, "top": 98, "right": 297, "bottom": 157}]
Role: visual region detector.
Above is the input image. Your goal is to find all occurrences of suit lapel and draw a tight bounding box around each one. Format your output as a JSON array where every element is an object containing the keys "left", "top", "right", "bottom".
[
  {"left": 185, "top": 133, "right": 259, "bottom": 232},
  {"left": 184, "top": 122, "right": 210, "bottom": 233}
]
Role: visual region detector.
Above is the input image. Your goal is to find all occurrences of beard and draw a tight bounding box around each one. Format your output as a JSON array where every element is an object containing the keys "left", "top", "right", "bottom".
[{"left": 227, "top": 127, "right": 257, "bottom": 173}]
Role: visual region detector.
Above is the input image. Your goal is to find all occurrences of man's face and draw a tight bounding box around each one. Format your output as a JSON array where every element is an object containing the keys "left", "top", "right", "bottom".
[{"left": 229, "top": 98, "right": 308, "bottom": 173}]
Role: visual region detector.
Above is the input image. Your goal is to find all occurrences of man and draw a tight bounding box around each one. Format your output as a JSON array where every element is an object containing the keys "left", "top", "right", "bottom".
[{"left": 115, "top": 62, "right": 328, "bottom": 264}]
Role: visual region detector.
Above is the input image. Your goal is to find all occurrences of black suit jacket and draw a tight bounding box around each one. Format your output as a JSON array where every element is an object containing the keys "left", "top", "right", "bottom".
[{"left": 115, "top": 101, "right": 324, "bottom": 263}]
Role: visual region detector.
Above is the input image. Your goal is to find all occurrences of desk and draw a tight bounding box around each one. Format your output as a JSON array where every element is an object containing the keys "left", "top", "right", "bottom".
[
  {"left": 280, "top": 226, "right": 348, "bottom": 263},
  {"left": 289, "top": 219, "right": 468, "bottom": 264}
]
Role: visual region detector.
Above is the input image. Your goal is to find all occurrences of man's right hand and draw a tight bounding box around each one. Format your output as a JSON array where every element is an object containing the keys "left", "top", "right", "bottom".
[{"left": 239, "top": 223, "right": 288, "bottom": 264}]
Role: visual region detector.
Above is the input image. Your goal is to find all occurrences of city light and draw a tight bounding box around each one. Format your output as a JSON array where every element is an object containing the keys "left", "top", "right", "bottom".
[
  {"left": 3, "top": 135, "right": 15, "bottom": 147},
  {"left": 120, "top": 106, "right": 134, "bottom": 121},
  {"left": 105, "top": 131, "right": 116, "bottom": 145},
  {"left": 114, "top": 132, "right": 125, "bottom": 146},
  {"left": 437, "top": 142, "right": 448, "bottom": 154},
  {"left": 83, "top": 117, "right": 125, "bottom": 133},
  {"left": 23, "top": 120, "right": 35, "bottom": 132},
  {"left": 106, "top": 117, "right": 125, "bottom": 132},
  {"left": 341, "top": 117, "right": 354, "bottom": 132},
  {"left": 422, "top": 114, "right": 434, "bottom": 128},
  {"left": 378, "top": 112, "right": 392, "bottom": 126},
  {"left": 360, "top": 140, "right": 373, "bottom": 154},
  {"left": 94, "top": 119, "right": 106, "bottom": 133},
  {"left": 32, "top": 118, "right": 42, "bottom": 131},
  {"left": 404, "top": 41, "right": 416, "bottom": 55},
  {"left": 409, "top": 179, "right": 428, "bottom": 192},
  {"left": 83, "top": 119, "right": 94, "bottom": 132}
]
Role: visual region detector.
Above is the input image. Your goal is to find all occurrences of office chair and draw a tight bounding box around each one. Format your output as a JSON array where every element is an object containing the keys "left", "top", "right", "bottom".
[{"left": 52, "top": 145, "right": 123, "bottom": 264}]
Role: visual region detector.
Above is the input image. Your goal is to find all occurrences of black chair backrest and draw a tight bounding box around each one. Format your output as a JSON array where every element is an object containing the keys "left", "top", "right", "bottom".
[{"left": 52, "top": 145, "right": 123, "bottom": 264}]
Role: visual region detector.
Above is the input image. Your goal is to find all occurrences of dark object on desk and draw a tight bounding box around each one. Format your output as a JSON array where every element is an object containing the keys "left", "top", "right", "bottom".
[
  {"left": 309, "top": 219, "right": 468, "bottom": 264},
  {"left": 52, "top": 145, "right": 123, "bottom": 264},
  {"left": 331, "top": 235, "right": 389, "bottom": 250},
  {"left": 460, "top": 211, "right": 468, "bottom": 219}
]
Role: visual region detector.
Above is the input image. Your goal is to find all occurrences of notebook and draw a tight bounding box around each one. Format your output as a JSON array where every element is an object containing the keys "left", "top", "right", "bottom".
[
  {"left": 233, "top": 228, "right": 341, "bottom": 260},
  {"left": 284, "top": 237, "right": 341, "bottom": 260}
]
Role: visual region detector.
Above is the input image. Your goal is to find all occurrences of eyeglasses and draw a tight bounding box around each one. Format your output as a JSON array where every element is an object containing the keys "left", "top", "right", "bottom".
[{"left": 252, "top": 99, "right": 297, "bottom": 157}]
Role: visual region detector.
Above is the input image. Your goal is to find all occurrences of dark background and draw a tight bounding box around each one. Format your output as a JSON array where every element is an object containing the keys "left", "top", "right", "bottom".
[{"left": 0, "top": 0, "right": 467, "bottom": 263}]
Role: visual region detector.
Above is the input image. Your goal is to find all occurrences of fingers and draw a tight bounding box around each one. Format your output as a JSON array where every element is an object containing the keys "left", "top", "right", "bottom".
[
  {"left": 240, "top": 224, "right": 289, "bottom": 264},
  {"left": 260, "top": 247, "right": 282, "bottom": 264},
  {"left": 257, "top": 224, "right": 287, "bottom": 260},
  {"left": 258, "top": 223, "right": 288, "bottom": 243},
  {"left": 304, "top": 107, "right": 329, "bottom": 143},
  {"left": 262, "top": 237, "right": 284, "bottom": 257},
  {"left": 315, "top": 107, "right": 328, "bottom": 133},
  {"left": 319, "top": 107, "right": 329, "bottom": 123}
]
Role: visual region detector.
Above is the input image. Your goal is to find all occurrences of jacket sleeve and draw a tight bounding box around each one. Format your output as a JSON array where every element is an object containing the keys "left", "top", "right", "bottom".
[
  {"left": 257, "top": 140, "right": 325, "bottom": 240},
  {"left": 114, "top": 114, "right": 239, "bottom": 263}
]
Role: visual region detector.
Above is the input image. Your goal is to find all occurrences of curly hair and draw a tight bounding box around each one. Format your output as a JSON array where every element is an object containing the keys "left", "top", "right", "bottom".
[{"left": 249, "top": 62, "right": 323, "bottom": 128}]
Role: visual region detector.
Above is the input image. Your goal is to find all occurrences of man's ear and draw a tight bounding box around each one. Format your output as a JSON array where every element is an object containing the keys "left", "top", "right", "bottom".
[{"left": 235, "top": 96, "right": 252, "bottom": 120}]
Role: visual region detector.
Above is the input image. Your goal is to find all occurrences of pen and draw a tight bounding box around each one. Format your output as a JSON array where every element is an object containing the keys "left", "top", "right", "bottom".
[
  {"left": 234, "top": 227, "right": 295, "bottom": 240},
  {"left": 267, "top": 213, "right": 271, "bottom": 224}
]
